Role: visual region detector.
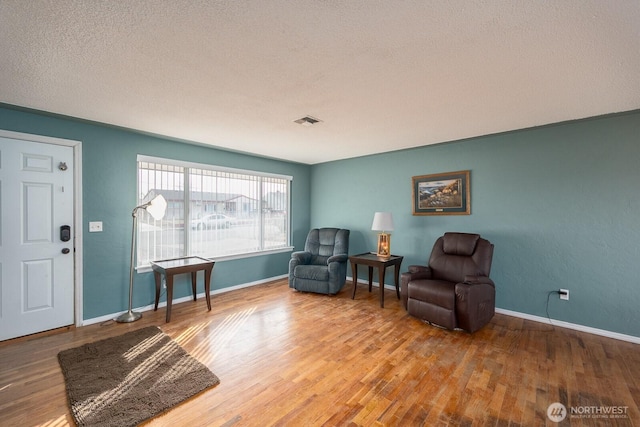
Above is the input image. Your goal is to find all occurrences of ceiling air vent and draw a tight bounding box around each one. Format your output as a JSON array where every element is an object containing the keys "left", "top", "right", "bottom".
[{"left": 294, "top": 116, "right": 322, "bottom": 127}]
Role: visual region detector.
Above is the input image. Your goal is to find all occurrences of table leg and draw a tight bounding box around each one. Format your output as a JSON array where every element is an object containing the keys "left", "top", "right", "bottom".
[
  {"left": 351, "top": 262, "right": 358, "bottom": 299},
  {"left": 368, "top": 266, "right": 373, "bottom": 292},
  {"left": 379, "top": 266, "right": 386, "bottom": 308},
  {"left": 191, "top": 271, "right": 198, "bottom": 301},
  {"left": 204, "top": 266, "right": 212, "bottom": 311},
  {"left": 153, "top": 271, "right": 161, "bottom": 311},
  {"left": 165, "top": 274, "right": 174, "bottom": 323},
  {"left": 394, "top": 263, "right": 401, "bottom": 299}
]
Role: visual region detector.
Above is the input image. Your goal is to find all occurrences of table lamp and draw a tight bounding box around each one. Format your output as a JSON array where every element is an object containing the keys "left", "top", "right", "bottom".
[
  {"left": 371, "top": 212, "right": 394, "bottom": 259},
  {"left": 116, "top": 193, "right": 167, "bottom": 323}
]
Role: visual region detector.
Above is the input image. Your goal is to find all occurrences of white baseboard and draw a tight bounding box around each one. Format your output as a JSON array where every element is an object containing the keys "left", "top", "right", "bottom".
[
  {"left": 347, "top": 276, "right": 398, "bottom": 291},
  {"left": 495, "top": 308, "right": 640, "bottom": 344},
  {"left": 81, "top": 274, "right": 288, "bottom": 326},
  {"left": 349, "top": 276, "right": 640, "bottom": 344},
  {"left": 84, "top": 275, "right": 640, "bottom": 345}
]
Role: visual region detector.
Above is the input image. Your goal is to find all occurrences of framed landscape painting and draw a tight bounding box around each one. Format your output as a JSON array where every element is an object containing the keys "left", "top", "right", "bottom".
[{"left": 412, "top": 170, "right": 470, "bottom": 215}]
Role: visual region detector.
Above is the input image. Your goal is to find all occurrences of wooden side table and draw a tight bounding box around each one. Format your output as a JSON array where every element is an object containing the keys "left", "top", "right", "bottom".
[
  {"left": 150, "top": 256, "right": 215, "bottom": 322},
  {"left": 349, "top": 253, "right": 403, "bottom": 308}
]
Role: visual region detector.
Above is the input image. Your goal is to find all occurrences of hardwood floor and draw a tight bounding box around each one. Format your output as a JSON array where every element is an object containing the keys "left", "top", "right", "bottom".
[{"left": 1, "top": 279, "right": 638, "bottom": 426}]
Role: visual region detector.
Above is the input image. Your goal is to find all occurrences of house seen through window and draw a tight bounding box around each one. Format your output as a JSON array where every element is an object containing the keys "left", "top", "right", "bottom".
[{"left": 136, "top": 155, "right": 291, "bottom": 267}]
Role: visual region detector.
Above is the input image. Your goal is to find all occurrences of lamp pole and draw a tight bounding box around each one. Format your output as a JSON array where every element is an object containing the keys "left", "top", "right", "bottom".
[
  {"left": 115, "top": 195, "right": 166, "bottom": 323},
  {"left": 115, "top": 204, "right": 147, "bottom": 323}
]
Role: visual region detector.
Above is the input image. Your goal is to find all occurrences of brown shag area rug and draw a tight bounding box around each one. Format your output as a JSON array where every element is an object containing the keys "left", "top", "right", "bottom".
[{"left": 57, "top": 326, "right": 220, "bottom": 427}]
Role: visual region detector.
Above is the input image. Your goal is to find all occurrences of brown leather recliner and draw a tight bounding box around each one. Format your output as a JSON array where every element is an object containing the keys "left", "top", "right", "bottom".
[{"left": 400, "top": 232, "right": 495, "bottom": 333}]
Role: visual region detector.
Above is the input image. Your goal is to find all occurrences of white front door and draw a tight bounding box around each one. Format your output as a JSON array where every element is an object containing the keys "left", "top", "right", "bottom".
[{"left": 0, "top": 136, "right": 75, "bottom": 341}]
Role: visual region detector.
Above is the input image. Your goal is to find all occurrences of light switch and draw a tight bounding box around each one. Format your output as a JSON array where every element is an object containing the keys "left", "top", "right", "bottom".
[{"left": 89, "top": 221, "right": 103, "bottom": 232}]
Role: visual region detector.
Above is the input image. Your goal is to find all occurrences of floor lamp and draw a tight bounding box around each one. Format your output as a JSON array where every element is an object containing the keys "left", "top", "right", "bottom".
[{"left": 116, "top": 194, "right": 167, "bottom": 323}]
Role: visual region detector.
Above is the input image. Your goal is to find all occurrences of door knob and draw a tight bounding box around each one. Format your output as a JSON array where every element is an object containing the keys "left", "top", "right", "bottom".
[{"left": 62, "top": 248, "right": 70, "bottom": 254}]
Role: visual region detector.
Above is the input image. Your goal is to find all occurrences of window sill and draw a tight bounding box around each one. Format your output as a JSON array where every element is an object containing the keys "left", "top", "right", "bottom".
[{"left": 136, "top": 246, "right": 294, "bottom": 274}]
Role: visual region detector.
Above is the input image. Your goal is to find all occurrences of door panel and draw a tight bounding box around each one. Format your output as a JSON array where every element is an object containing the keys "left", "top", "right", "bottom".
[
  {"left": 22, "top": 153, "right": 54, "bottom": 172},
  {"left": 0, "top": 136, "right": 74, "bottom": 341},
  {"left": 24, "top": 182, "right": 53, "bottom": 243},
  {"left": 23, "top": 258, "right": 54, "bottom": 311}
]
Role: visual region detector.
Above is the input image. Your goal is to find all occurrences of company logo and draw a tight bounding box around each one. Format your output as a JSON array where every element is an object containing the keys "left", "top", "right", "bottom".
[
  {"left": 547, "top": 402, "right": 629, "bottom": 422},
  {"left": 547, "top": 402, "right": 567, "bottom": 422}
]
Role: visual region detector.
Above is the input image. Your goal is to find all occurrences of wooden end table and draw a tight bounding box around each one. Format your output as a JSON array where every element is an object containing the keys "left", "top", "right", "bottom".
[
  {"left": 150, "top": 256, "right": 215, "bottom": 322},
  {"left": 349, "top": 253, "right": 403, "bottom": 308}
]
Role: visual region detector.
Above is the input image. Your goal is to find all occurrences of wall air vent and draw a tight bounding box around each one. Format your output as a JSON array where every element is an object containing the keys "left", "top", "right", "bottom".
[{"left": 294, "top": 116, "right": 322, "bottom": 127}]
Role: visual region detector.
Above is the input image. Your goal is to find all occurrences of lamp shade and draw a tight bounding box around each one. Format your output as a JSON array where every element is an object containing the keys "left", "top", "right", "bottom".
[
  {"left": 371, "top": 212, "right": 394, "bottom": 232},
  {"left": 145, "top": 194, "right": 167, "bottom": 220}
]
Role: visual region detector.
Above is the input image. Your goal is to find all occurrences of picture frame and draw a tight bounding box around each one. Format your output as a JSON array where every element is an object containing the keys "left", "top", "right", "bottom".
[{"left": 412, "top": 170, "right": 470, "bottom": 215}]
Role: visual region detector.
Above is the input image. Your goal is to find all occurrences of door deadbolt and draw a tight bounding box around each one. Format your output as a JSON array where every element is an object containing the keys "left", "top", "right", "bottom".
[
  {"left": 62, "top": 248, "right": 71, "bottom": 254},
  {"left": 60, "top": 225, "right": 71, "bottom": 242}
]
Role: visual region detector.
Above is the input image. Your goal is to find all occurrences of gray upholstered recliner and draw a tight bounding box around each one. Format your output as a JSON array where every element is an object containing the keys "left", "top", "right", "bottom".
[
  {"left": 289, "top": 228, "right": 350, "bottom": 295},
  {"left": 400, "top": 232, "right": 495, "bottom": 333}
]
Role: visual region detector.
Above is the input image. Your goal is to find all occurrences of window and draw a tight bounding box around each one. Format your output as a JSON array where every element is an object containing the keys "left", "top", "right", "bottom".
[{"left": 136, "top": 155, "right": 292, "bottom": 268}]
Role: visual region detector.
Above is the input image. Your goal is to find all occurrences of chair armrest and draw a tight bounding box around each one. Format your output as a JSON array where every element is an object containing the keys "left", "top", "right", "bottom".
[
  {"left": 463, "top": 275, "right": 495, "bottom": 286},
  {"left": 455, "top": 280, "right": 496, "bottom": 333},
  {"left": 400, "top": 266, "right": 432, "bottom": 310},
  {"left": 289, "top": 251, "right": 312, "bottom": 289},
  {"left": 291, "top": 251, "right": 312, "bottom": 264},
  {"left": 327, "top": 254, "right": 348, "bottom": 264},
  {"left": 404, "top": 265, "right": 432, "bottom": 281}
]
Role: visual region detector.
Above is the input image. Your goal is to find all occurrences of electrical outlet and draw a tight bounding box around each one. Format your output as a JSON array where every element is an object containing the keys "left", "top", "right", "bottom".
[
  {"left": 89, "top": 221, "right": 103, "bottom": 232},
  {"left": 559, "top": 288, "right": 569, "bottom": 301}
]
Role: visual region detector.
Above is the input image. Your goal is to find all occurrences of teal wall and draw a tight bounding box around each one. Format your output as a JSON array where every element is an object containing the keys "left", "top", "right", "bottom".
[
  {"left": 310, "top": 110, "right": 640, "bottom": 337},
  {"left": 2, "top": 104, "right": 638, "bottom": 337},
  {"left": 0, "top": 105, "right": 311, "bottom": 320}
]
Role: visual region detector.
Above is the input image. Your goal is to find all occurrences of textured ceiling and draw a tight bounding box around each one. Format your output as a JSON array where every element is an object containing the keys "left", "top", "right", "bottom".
[{"left": 1, "top": 1, "right": 639, "bottom": 164}]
